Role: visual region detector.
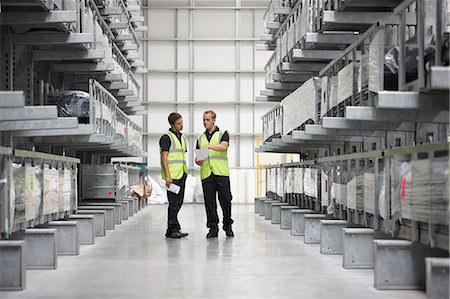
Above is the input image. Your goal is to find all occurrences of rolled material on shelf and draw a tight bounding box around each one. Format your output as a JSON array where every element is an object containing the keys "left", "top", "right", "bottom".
[
  {"left": 304, "top": 168, "right": 318, "bottom": 198},
  {"left": 321, "top": 170, "right": 329, "bottom": 207},
  {"left": 293, "top": 168, "right": 304, "bottom": 194},
  {"left": 282, "top": 77, "right": 321, "bottom": 135}
]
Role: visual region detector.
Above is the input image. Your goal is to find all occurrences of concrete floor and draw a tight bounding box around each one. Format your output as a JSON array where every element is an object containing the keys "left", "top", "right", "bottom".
[{"left": 2, "top": 204, "right": 426, "bottom": 299}]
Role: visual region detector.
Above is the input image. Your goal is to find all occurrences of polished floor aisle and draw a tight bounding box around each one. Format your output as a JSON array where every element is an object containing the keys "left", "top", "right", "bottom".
[{"left": 3, "top": 204, "right": 426, "bottom": 299}]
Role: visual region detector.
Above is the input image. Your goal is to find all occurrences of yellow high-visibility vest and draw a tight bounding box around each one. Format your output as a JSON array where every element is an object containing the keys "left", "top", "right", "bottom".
[
  {"left": 160, "top": 131, "right": 188, "bottom": 180},
  {"left": 198, "top": 130, "right": 230, "bottom": 180}
]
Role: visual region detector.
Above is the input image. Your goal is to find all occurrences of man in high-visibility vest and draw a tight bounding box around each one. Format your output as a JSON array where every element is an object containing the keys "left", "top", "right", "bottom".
[
  {"left": 195, "top": 110, "right": 234, "bottom": 238},
  {"left": 160, "top": 112, "right": 189, "bottom": 238}
]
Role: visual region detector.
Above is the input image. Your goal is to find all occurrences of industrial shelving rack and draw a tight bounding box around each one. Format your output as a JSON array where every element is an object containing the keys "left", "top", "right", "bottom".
[{"left": 258, "top": 0, "right": 449, "bottom": 294}]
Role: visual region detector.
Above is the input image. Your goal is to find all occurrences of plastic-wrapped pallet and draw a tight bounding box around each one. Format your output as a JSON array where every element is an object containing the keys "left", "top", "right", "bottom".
[
  {"left": 321, "top": 170, "right": 329, "bottom": 207},
  {"left": 282, "top": 77, "right": 321, "bottom": 135},
  {"left": 337, "top": 62, "right": 361, "bottom": 105},
  {"left": 48, "top": 90, "right": 90, "bottom": 120},
  {"left": 304, "top": 168, "right": 317, "bottom": 198}
]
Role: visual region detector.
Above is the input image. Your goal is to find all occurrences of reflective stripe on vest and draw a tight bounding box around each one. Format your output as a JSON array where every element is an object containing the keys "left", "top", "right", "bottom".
[
  {"left": 160, "top": 131, "right": 188, "bottom": 180},
  {"left": 199, "top": 129, "right": 230, "bottom": 180}
]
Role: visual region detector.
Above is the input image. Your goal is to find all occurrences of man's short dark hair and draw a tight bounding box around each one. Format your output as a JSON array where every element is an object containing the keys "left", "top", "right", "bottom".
[
  {"left": 168, "top": 112, "right": 182, "bottom": 125},
  {"left": 204, "top": 110, "right": 216, "bottom": 120}
]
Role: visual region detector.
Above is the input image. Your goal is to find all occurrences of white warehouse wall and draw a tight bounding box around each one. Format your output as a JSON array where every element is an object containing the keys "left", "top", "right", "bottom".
[{"left": 144, "top": 0, "right": 285, "bottom": 203}]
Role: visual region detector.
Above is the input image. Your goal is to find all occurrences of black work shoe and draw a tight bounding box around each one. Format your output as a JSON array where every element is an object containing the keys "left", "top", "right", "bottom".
[
  {"left": 225, "top": 228, "right": 234, "bottom": 237},
  {"left": 169, "top": 230, "right": 188, "bottom": 238},
  {"left": 206, "top": 228, "right": 219, "bottom": 238}
]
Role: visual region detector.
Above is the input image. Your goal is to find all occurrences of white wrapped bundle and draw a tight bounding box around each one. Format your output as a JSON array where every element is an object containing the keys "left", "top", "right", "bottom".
[
  {"left": 63, "top": 169, "right": 71, "bottom": 211},
  {"left": 281, "top": 31, "right": 288, "bottom": 60},
  {"left": 368, "top": 29, "right": 384, "bottom": 93},
  {"left": 347, "top": 177, "right": 357, "bottom": 209},
  {"left": 274, "top": 108, "right": 283, "bottom": 136},
  {"left": 337, "top": 62, "right": 361, "bottom": 105},
  {"left": 43, "top": 166, "right": 59, "bottom": 215},
  {"left": 293, "top": 168, "right": 304, "bottom": 194},
  {"left": 285, "top": 168, "right": 293, "bottom": 194},
  {"left": 82, "top": 6, "right": 95, "bottom": 34},
  {"left": 391, "top": 160, "right": 411, "bottom": 221},
  {"left": 430, "top": 157, "right": 449, "bottom": 225},
  {"left": 287, "top": 25, "right": 296, "bottom": 53},
  {"left": 330, "top": 76, "right": 338, "bottom": 108},
  {"left": 299, "top": 3, "right": 310, "bottom": 41},
  {"left": 364, "top": 173, "right": 376, "bottom": 214},
  {"left": 331, "top": 183, "right": 347, "bottom": 206},
  {"left": 263, "top": 116, "right": 270, "bottom": 142},
  {"left": 58, "top": 171, "right": 64, "bottom": 212},
  {"left": 282, "top": 77, "right": 320, "bottom": 135},
  {"left": 103, "top": 41, "right": 114, "bottom": 64},
  {"left": 276, "top": 168, "right": 283, "bottom": 197},
  {"left": 321, "top": 170, "right": 329, "bottom": 207},
  {"left": 321, "top": 76, "right": 329, "bottom": 117},
  {"left": 101, "top": 102, "right": 113, "bottom": 124},
  {"left": 269, "top": 169, "right": 276, "bottom": 194},
  {"left": 26, "top": 165, "right": 42, "bottom": 221},
  {"left": 95, "top": 22, "right": 104, "bottom": 49},
  {"left": 409, "top": 159, "right": 430, "bottom": 223},
  {"left": 304, "top": 168, "right": 317, "bottom": 198}
]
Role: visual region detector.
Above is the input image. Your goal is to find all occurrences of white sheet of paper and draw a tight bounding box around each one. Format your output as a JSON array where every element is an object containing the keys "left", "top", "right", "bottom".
[
  {"left": 167, "top": 183, "right": 180, "bottom": 194},
  {"left": 195, "top": 148, "right": 209, "bottom": 161}
]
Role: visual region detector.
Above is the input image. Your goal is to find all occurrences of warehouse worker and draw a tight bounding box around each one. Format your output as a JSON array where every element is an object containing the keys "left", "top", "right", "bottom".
[
  {"left": 195, "top": 110, "right": 234, "bottom": 238},
  {"left": 160, "top": 112, "right": 189, "bottom": 238}
]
